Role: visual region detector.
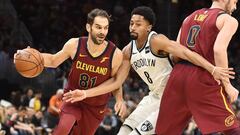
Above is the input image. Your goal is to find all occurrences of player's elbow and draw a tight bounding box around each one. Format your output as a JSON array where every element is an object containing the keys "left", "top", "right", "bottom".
[
  {"left": 112, "top": 77, "right": 122, "bottom": 88},
  {"left": 49, "top": 61, "right": 59, "bottom": 68},
  {"left": 44, "top": 56, "right": 59, "bottom": 68},
  {"left": 213, "top": 46, "right": 227, "bottom": 57}
]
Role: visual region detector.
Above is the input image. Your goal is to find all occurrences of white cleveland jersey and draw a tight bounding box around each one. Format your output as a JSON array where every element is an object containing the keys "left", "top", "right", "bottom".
[{"left": 130, "top": 31, "right": 173, "bottom": 95}]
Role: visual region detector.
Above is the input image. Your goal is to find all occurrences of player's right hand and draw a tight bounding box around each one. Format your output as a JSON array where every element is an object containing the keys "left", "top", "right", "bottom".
[
  {"left": 13, "top": 47, "right": 31, "bottom": 63},
  {"left": 114, "top": 100, "right": 127, "bottom": 118},
  {"left": 62, "top": 90, "right": 87, "bottom": 103},
  {"left": 224, "top": 84, "right": 239, "bottom": 103},
  {"left": 13, "top": 50, "right": 21, "bottom": 64}
]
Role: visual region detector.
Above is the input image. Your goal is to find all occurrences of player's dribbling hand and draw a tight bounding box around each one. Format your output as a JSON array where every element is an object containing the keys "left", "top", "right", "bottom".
[
  {"left": 13, "top": 46, "right": 31, "bottom": 63},
  {"left": 62, "top": 90, "right": 87, "bottom": 103},
  {"left": 13, "top": 50, "right": 21, "bottom": 64},
  {"left": 224, "top": 84, "right": 239, "bottom": 103},
  {"left": 114, "top": 100, "right": 127, "bottom": 118},
  {"left": 212, "top": 67, "right": 235, "bottom": 84}
]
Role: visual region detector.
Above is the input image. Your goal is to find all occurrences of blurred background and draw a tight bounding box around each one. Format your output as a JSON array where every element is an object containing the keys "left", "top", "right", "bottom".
[{"left": 0, "top": 0, "right": 239, "bottom": 135}]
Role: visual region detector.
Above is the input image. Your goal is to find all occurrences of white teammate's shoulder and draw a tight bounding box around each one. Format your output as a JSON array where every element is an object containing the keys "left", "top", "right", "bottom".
[
  {"left": 122, "top": 42, "right": 131, "bottom": 53},
  {"left": 122, "top": 42, "right": 132, "bottom": 60}
]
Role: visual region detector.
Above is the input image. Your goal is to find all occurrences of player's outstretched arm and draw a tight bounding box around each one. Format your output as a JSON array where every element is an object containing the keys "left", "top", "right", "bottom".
[
  {"left": 63, "top": 44, "right": 132, "bottom": 102},
  {"left": 214, "top": 14, "right": 239, "bottom": 102},
  {"left": 42, "top": 38, "right": 78, "bottom": 68},
  {"left": 150, "top": 34, "right": 235, "bottom": 82}
]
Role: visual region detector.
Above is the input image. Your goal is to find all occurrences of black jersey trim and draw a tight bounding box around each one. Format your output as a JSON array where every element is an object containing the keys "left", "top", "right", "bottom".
[
  {"left": 72, "top": 38, "right": 82, "bottom": 62},
  {"left": 167, "top": 55, "right": 174, "bottom": 67},
  {"left": 217, "top": 11, "right": 227, "bottom": 17},
  {"left": 134, "top": 128, "right": 142, "bottom": 135},
  {"left": 123, "top": 124, "right": 133, "bottom": 130},
  {"left": 130, "top": 41, "right": 133, "bottom": 60}
]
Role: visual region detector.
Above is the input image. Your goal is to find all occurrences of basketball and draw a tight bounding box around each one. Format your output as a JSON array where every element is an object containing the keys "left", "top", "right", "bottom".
[{"left": 14, "top": 47, "right": 44, "bottom": 78}]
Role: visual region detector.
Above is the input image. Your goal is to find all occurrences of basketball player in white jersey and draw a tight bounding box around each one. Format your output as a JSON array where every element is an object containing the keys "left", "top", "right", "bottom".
[{"left": 63, "top": 6, "right": 234, "bottom": 135}]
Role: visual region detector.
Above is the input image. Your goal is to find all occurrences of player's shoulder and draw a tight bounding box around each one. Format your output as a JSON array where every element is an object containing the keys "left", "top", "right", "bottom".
[
  {"left": 64, "top": 38, "right": 79, "bottom": 48},
  {"left": 218, "top": 13, "right": 238, "bottom": 23},
  {"left": 217, "top": 14, "right": 238, "bottom": 29},
  {"left": 151, "top": 33, "right": 169, "bottom": 43},
  {"left": 123, "top": 42, "right": 132, "bottom": 54},
  {"left": 111, "top": 46, "right": 123, "bottom": 70},
  {"left": 225, "top": 15, "right": 238, "bottom": 25},
  {"left": 113, "top": 47, "right": 123, "bottom": 59},
  {"left": 62, "top": 38, "right": 80, "bottom": 57},
  {"left": 119, "top": 42, "right": 132, "bottom": 60},
  {"left": 106, "top": 40, "right": 122, "bottom": 57},
  {"left": 150, "top": 33, "right": 172, "bottom": 53}
]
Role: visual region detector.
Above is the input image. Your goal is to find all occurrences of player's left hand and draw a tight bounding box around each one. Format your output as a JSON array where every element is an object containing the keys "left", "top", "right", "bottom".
[
  {"left": 114, "top": 100, "right": 127, "bottom": 118},
  {"left": 62, "top": 90, "right": 87, "bottom": 103},
  {"left": 212, "top": 67, "right": 235, "bottom": 84}
]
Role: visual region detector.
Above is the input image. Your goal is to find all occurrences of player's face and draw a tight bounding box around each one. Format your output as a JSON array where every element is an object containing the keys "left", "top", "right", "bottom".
[
  {"left": 129, "top": 15, "right": 151, "bottom": 40},
  {"left": 225, "top": 0, "right": 238, "bottom": 15},
  {"left": 89, "top": 16, "right": 109, "bottom": 45}
]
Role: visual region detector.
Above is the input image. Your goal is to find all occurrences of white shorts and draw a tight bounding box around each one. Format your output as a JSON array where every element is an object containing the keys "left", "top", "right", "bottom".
[{"left": 123, "top": 91, "right": 162, "bottom": 135}]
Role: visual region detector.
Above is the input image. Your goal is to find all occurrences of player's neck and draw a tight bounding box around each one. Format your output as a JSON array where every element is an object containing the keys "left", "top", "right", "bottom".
[
  {"left": 136, "top": 36, "right": 148, "bottom": 50},
  {"left": 87, "top": 40, "right": 107, "bottom": 56},
  {"left": 210, "top": 1, "right": 225, "bottom": 10}
]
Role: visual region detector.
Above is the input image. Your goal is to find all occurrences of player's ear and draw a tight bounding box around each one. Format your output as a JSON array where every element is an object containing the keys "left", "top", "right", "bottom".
[
  {"left": 147, "top": 25, "right": 152, "bottom": 32},
  {"left": 86, "top": 24, "right": 91, "bottom": 32}
]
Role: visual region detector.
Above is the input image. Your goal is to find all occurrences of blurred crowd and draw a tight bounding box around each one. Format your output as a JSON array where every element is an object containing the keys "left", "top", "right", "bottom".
[
  {"left": 1, "top": 86, "right": 240, "bottom": 135},
  {"left": 0, "top": 0, "right": 240, "bottom": 135},
  {"left": 0, "top": 81, "right": 148, "bottom": 135}
]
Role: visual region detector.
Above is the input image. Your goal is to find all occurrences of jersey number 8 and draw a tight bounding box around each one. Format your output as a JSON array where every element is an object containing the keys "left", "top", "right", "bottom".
[{"left": 144, "top": 71, "right": 153, "bottom": 84}]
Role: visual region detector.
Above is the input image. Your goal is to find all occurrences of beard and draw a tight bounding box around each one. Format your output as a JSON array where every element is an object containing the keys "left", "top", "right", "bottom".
[
  {"left": 130, "top": 32, "right": 138, "bottom": 40},
  {"left": 225, "top": 0, "right": 234, "bottom": 15},
  {"left": 90, "top": 33, "right": 105, "bottom": 45}
]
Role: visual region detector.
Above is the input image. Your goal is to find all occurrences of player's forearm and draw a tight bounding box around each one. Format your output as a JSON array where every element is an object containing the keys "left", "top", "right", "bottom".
[
  {"left": 86, "top": 77, "right": 122, "bottom": 98},
  {"left": 183, "top": 48, "right": 214, "bottom": 74},
  {"left": 42, "top": 53, "right": 57, "bottom": 68},
  {"left": 214, "top": 50, "right": 231, "bottom": 85},
  {"left": 214, "top": 50, "right": 228, "bottom": 68},
  {"left": 166, "top": 41, "right": 214, "bottom": 73},
  {"left": 112, "top": 87, "right": 124, "bottom": 102},
  {"left": 86, "top": 64, "right": 130, "bottom": 98}
]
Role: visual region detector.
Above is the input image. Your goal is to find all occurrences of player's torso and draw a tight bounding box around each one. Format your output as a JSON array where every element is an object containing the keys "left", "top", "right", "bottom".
[
  {"left": 130, "top": 31, "right": 173, "bottom": 95},
  {"left": 65, "top": 37, "right": 116, "bottom": 106},
  {"left": 180, "top": 8, "right": 223, "bottom": 64}
]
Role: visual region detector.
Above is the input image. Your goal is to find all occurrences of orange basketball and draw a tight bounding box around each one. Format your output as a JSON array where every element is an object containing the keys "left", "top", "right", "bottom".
[{"left": 14, "top": 48, "right": 44, "bottom": 78}]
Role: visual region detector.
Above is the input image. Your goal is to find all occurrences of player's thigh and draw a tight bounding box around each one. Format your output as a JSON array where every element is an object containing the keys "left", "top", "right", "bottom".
[{"left": 190, "top": 87, "right": 239, "bottom": 134}]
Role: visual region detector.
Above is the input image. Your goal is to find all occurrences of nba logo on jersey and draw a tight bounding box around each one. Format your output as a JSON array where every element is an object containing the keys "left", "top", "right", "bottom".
[
  {"left": 140, "top": 120, "right": 153, "bottom": 132},
  {"left": 145, "top": 46, "right": 150, "bottom": 54}
]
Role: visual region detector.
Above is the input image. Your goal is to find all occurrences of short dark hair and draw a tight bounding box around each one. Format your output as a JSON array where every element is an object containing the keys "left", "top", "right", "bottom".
[
  {"left": 131, "top": 6, "right": 156, "bottom": 26},
  {"left": 87, "top": 8, "right": 111, "bottom": 25}
]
